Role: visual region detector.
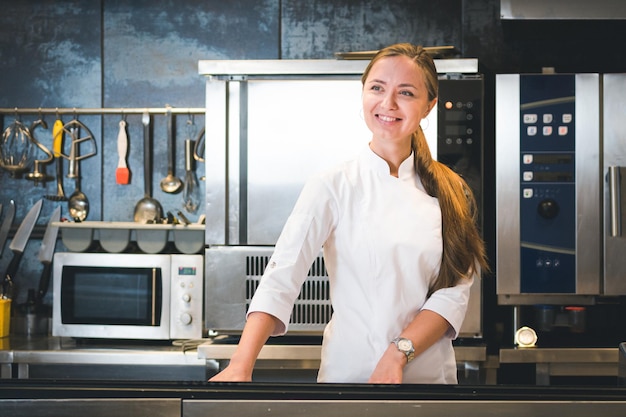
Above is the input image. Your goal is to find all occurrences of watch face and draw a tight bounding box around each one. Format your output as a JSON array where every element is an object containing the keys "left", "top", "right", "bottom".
[{"left": 398, "top": 339, "right": 412, "bottom": 351}]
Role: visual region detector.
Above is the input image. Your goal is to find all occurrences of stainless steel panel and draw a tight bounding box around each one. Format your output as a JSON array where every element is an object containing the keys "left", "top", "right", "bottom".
[
  {"left": 198, "top": 59, "right": 479, "bottom": 78},
  {"left": 2, "top": 399, "right": 180, "bottom": 417},
  {"left": 227, "top": 82, "right": 242, "bottom": 245},
  {"left": 500, "top": 0, "right": 626, "bottom": 20},
  {"left": 495, "top": 74, "right": 521, "bottom": 295},
  {"left": 204, "top": 75, "right": 438, "bottom": 246},
  {"left": 201, "top": 60, "right": 476, "bottom": 246},
  {"left": 603, "top": 74, "right": 626, "bottom": 294},
  {"left": 204, "top": 80, "right": 228, "bottom": 245},
  {"left": 185, "top": 399, "right": 626, "bottom": 417},
  {"left": 574, "top": 74, "right": 601, "bottom": 294},
  {"left": 205, "top": 246, "right": 481, "bottom": 338},
  {"left": 205, "top": 246, "right": 330, "bottom": 334},
  {"left": 246, "top": 79, "right": 369, "bottom": 244},
  {"left": 197, "top": 342, "right": 486, "bottom": 363},
  {"left": 462, "top": 272, "right": 482, "bottom": 337}
]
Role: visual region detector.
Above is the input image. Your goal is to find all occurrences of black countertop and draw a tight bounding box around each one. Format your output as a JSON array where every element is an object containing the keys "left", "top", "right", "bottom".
[{"left": 1, "top": 378, "right": 626, "bottom": 401}]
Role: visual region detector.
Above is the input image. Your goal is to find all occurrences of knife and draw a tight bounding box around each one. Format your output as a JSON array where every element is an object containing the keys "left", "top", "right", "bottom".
[
  {"left": 0, "top": 200, "right": 15, "bottom": 258},
  {"left": 2, "top": 199, "right": 43, "bottom": 298},
  {"left": 35, "top": 205, "right": 61, "bottom": 304}
]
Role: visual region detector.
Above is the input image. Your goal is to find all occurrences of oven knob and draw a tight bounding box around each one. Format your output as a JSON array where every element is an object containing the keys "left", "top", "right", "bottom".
[
  {"left": 537, "top": 198, "right": 559, "bottom": 219},
  {"left": 180, "top": 313, "right": 192, "bottom": 325},
  {"left": 182, "top": 293, "right": 191, "bottom": 303}
]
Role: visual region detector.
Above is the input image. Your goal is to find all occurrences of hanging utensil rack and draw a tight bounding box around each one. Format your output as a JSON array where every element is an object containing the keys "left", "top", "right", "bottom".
[{"left": 0, "top": 107, "right": 205, "bottom": 115}]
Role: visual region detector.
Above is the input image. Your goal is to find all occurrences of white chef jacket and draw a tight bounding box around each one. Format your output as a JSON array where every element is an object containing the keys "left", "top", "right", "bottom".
[{"left": 247, "top": 144, "right": 473, "bottom": 384}]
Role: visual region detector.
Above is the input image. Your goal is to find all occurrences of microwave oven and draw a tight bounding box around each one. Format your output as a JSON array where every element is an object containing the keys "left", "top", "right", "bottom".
[{"left": 52, "top": 252, "right": 203, "bottom": 340}]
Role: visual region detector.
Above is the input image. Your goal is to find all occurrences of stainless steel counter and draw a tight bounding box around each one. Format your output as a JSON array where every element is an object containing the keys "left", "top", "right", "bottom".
[
  {"left": 500, "top": 347, "right": 618, "bottom": 385},
  {"left": 198, "top": 341, "right": 498, "bottom": 384},
  {"left": 5, "top": 379, "right": 626, "bottom": 417},
  {"left": 0, "top": 335, "right": 212, "bottom": 380}
]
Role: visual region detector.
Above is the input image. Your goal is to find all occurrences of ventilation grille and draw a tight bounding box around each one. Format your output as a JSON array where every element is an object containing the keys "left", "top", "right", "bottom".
[{"left": 245, "top": 254, "right": 332, "bottom": 330}]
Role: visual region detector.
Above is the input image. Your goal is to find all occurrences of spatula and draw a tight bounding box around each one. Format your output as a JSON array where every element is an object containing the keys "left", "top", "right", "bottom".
[{"left": 116, "top": 119, "right": 130, "bottom": 184}]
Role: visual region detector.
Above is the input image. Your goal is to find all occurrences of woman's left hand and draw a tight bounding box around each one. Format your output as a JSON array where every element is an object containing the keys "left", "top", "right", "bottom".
[{"left": 367, "top": 343, "right": 407, "bottom": 384}]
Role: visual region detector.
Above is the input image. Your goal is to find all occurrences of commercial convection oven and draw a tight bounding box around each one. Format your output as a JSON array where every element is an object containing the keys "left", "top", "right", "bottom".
[{"left": 199, "top": 58, "right": 485, "bottom": 338}]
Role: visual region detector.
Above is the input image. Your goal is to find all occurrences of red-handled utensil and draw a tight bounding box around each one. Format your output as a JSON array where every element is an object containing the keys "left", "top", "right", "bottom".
[{"left": 116, "top": 119, "right": 130, "bottom": 184}]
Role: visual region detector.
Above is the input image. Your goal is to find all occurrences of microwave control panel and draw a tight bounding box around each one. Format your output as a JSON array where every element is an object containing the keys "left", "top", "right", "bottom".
[{"left": 170, "top": 254, "right": 204, "bottom": 339}]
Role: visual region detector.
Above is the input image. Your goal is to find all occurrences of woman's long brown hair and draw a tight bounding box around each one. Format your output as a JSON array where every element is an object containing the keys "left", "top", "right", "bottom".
[{"left": 362, "top": 43, "right": 489, "bottom": 295}]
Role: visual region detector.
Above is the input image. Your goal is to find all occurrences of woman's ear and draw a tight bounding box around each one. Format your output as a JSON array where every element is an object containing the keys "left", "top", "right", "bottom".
[{"left": 424, "top": 98, "right": 438, "bottom": 118}]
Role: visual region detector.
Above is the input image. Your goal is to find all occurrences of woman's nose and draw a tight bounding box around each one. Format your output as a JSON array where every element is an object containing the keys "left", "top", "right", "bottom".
[{"left": 381, "top": 92, "right": 397, "bottom": 109}]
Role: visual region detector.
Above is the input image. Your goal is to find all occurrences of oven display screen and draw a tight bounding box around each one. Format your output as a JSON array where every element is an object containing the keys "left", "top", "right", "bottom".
[
  {"left": 445, "top": 125, "right": 467, "bottom": 136},
  {"left": 446, "top": 109, "right": 467, "bottom": 122}
]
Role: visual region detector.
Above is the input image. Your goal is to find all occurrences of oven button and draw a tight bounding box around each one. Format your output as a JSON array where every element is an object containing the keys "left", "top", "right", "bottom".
[
  {"left": 180, "top": 313, "right": 192, "bottom": 325},
  {"left": 182, "top": 293, "right": 191, "bottom": 303}
]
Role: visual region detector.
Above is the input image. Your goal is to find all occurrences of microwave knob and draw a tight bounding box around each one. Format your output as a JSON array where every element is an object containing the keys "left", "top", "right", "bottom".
[
  {"left": 182, "top": 293, "right": 191, "bottom": 303},
  {"left": 180, "top": 312, "right": 192, "bottom": 325}
]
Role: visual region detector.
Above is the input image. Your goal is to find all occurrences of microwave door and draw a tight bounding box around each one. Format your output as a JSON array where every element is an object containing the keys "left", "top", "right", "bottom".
[
  {"left": 59, "top": 266, "right": 162, "bottom": 326},
  {"left": 52, "top": 253, "right": 172, "bottom": 340}
]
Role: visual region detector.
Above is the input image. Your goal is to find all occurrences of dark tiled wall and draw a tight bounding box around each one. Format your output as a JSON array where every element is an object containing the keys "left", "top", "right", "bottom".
[
  {"left": 0, "top": 0, "right": 280, "bottom": 303},
  {"left": 1, "top": 0, "right": 626, "bottom": 315}
]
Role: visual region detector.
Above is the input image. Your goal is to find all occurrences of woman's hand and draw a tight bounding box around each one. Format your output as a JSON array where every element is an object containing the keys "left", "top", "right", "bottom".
[
  {"left": 209, "top": 363, "right": 253, "bottom": 382},
  {"left": 367, "top": 343, "right": 407, "bottom": 384}
]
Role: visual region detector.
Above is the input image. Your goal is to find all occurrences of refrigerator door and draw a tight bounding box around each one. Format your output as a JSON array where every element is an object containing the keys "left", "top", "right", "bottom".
[{"left": 602, "top": 74, "right": 626, "bottom": 295}]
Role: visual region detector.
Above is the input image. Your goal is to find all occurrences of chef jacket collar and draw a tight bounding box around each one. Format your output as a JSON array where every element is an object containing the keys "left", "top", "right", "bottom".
[{"left": 363, "top": 143, "right": 415, "bottom": 181}]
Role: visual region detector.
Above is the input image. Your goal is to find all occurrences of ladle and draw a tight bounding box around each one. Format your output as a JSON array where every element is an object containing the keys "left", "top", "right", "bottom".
[
  {"left": 159, "top": 107, "right": 183, "bottom": 193},
  {"left": 134, "top": 112, "right": 163, "bottom": 223},
  {"left": 67, "top": 127, "right": 89, "bottom": 221}
]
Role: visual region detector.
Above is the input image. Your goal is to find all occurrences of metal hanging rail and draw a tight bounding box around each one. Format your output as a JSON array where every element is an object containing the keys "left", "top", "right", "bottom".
[{"left": 0, "top": 107, "right": 206, "bottom": 115}]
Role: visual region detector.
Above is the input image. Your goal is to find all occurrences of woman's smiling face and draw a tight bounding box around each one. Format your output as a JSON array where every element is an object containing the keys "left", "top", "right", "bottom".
[{"left": 362, "top": 55, "right": 436, "bottom": 147}]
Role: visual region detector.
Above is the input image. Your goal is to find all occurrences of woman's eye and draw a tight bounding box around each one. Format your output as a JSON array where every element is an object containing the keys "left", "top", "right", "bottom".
[
  {"left": 371, "top": 85, "right": 382, "bottom": 91},
  {"left": 400, "top": 90, "right": 414, "bottom": 97}
]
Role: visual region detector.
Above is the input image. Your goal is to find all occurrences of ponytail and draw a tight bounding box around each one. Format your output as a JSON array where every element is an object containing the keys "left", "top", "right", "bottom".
[{"left": 412, "top": 126, "right": 488, "bottom": 295}]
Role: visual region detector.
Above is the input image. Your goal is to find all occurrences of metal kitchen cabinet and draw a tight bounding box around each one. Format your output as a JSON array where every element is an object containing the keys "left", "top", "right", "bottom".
[{"left": 2, "top": 399, "right": 181, "bottom": 417}]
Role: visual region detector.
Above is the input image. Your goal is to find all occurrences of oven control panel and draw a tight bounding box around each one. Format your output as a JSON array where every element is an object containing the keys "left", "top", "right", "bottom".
[
  {"left": 519, "top": 74, "right": 576, "bottom": 293},
  {"left": 437, "top": 76, "right": 484, "bottom": 228},
  {"left": 170, "top": 254, "right": 204, "bottom": 339}
]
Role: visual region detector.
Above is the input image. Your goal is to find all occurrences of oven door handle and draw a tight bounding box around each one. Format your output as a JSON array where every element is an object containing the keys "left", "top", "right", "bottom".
[{"left": 609, "top": 166, "right": 623, "bottom": 238}]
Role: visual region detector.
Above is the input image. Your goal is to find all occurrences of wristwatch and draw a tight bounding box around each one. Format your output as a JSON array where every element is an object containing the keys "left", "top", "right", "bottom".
[{"left": 391, "top": 337, "right": 415, "bottom": 363}]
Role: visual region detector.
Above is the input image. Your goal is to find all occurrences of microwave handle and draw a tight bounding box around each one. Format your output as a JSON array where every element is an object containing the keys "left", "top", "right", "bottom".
[
  {"left": 609, "top": 166, "right": 622, "bottom": 238},
  {"left": 151, "top": 268, "right": 157, "bottom": 326}
]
